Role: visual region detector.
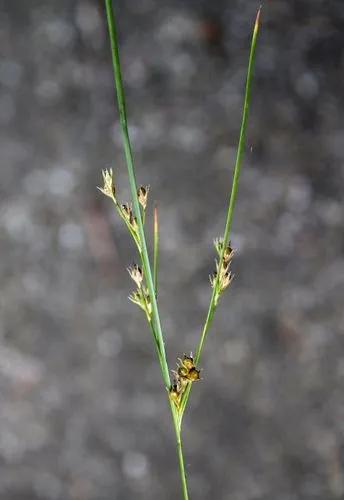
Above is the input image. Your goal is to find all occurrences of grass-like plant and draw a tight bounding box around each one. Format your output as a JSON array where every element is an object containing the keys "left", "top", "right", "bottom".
[{"left": 100, "top": 2, "right": 261, "bottom": 498}]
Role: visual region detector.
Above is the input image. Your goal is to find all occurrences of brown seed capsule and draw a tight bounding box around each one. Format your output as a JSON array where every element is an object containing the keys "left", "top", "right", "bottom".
[
  {"left": 121, "top": 203, "right": 132, "bottom": 220},
  {"left": 130, "top": 212, "right": 138, "bottom": 231},
  {"left": 187, "top": 367, "right": 201, "bottom": 382},
  {"left": 182, "top": 354, "right": 194, "bottom": 370},
  {"left": 219, "top": 260, "right": 230, "bottom": 279},
  {"left": 223, "top": 244, "right": 234, "bottom": 264},
  {"left": 169, "top": 384, "right": 181, "bottom": 405},
  {"left": 178, "top": 376, "right": 189, "bottom": 390},
  {"left": 220, "top": 271, "right": 233, "bottom": 291},
  {"left": 178, "top": 366, "right": 189, "bottom": 378}
]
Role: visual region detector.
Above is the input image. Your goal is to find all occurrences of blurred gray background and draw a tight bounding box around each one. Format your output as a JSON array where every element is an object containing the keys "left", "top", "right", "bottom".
[{"left": 0, "top": 0, "right": 344, "bottom": 499}]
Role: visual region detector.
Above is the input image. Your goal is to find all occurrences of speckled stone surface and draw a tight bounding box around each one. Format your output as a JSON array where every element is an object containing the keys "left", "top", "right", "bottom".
[{"left": 0, "top": 1, "right": 343, "bottom": 499}]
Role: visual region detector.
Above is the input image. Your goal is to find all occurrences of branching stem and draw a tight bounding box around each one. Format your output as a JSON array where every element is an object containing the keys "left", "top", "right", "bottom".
[{"left": 103, "top": 1, "right": 260, "bottom": 497}]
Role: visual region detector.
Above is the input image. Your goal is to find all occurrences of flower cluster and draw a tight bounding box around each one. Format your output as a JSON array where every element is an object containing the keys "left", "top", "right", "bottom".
[
  {"left": 210, "top": 238, "right": 234, "bottom": 305},
  {"left": 97, "top": 168, "right": 116, "bottom": 198},
  {"left": 127, "top": 263, "right": 143, "bottom": 287},
  {"left": 121, "top": 202, "right": 138, "bottom": 232},
  {"left": 127, "top": 264, "right": 153, "bottom": 320},
  {"left": 98, "top": 171, "right": 155, "bottom": 323},
  {"left": 137, "top": 185, "right": 149, "bottom": 210},
  {"left": 169, "top": 354, "right": 201, "bottom": 408},
  {"left": 98, "top": 169, "right": 149, "bottom": 244}
]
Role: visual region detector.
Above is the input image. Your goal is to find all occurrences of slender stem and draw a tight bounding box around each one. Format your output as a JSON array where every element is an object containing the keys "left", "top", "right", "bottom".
[
  {"left": 220, "top": 7, "right": 261, "bottom": 260},
  {"left": 172, "top": 411, "right": 189, "bottom": 500},
  {"left": 104, "top": 0, "right": 170, "bottom": 388},
  {"left": 199, "top": 5, "right": 261, "bottom": 363},
  {"left": 146, "top": 318, "right": 190, "bottom": 499},
  {"left": 176, "top": 435, "right": 189, "bottom": 500},
  {"left": 180, "top": 7, "right": 261, "bottom": 419},
  {"left": 153, "top": 205, "right": 159, "bottom": 296}
]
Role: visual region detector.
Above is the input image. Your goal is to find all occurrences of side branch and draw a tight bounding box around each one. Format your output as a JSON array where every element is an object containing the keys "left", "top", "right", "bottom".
[{"left": 179, "top": 6, "right": 262, "bottom": 418}]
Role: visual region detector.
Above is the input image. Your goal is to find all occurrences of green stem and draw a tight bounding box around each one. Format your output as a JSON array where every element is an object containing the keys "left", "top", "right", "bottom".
[
  {"left": 172, "top": 412, "right": 189, "bottom": 500},
  {"left": 153, "top": 205, "right": 159, "bottom": 296},
  {"left": 104, "top": 0, "right": 170, "bottom": 388},
  {"left": 180, "top": 7, "right": 261, "bottom": 419}
]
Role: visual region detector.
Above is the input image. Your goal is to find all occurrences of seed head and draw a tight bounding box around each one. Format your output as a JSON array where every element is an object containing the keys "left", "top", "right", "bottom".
[
  {"left": 137, "top": 185, "right": 149, "bottom": 210},
  {"left": 187, "top": 367, "right": 201, "bottom": 382},
  {"left": 127, "top": 264, "right": 143, "bottom": 288},
  {"left": 181, "top": 354, "right": 194, "bottom": 370},
  {"left": 121, "top": 203, "right": 132, "bottom": 220},
  {"left": 169, "top": 384, "right": 181, "bottom": 406},
  {"left": 218, "top": 258, "right": 230, "bottom": 279},
  {"left": 128, "top": 290, "right": 144, "bottom": 310},
  {"left": 178, "top": 376, "right": 188, "bottom": 390},
  {"left": 128, "top": 287, "right": 152, "bottom": 320},
  {"left": 220, "top": 271, "right": 233, "bottom": 292},
  {"left": 98, "top": 168, "right": 115, "bottom": 198},
  {"left": 223, "top": 244, "right": 234, "bottom": 264},
  {"left": 178, "top": 365, "right": 189, "bottom": 378},
  {"left": 170, "top": 354, "right": 202, "bottom": 410},
  {"left": 130, "top": 213, "right": 138, "bottom": 231},
  {"left": 121, "top": 203, "right": 139, "bottom": 232}
]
